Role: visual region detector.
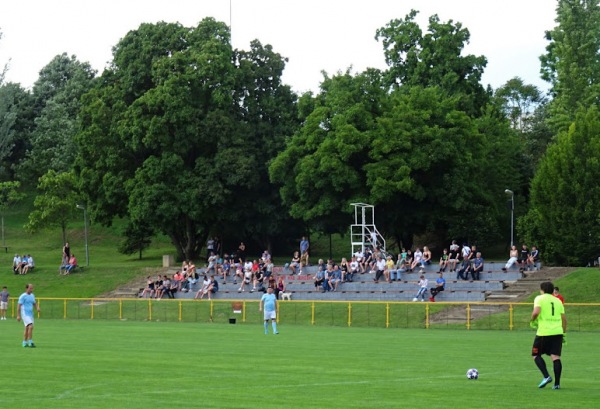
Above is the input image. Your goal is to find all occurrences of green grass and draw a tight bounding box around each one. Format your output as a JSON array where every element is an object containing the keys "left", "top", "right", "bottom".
[{"left": 0, "top": 320, "right": 597, "bottom": 408}]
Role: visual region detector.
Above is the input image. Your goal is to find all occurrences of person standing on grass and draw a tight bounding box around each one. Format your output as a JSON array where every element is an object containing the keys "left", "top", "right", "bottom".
[
  {"left": 259, "top": 287, "right": 278, "bottom": 335},
  {"left": 530, "top": 281, "right": 566, "bottom": 390},
  {"left": 17, "top": 284, "right": 40, "bottom": 348},
  {"left": 0, "top": 286, "right": 9, "bottom": 320}
]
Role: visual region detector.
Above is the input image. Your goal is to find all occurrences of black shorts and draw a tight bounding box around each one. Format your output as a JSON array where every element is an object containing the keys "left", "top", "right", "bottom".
[{"left": 532, "top": 334, "right": 563, "bottom": 357}]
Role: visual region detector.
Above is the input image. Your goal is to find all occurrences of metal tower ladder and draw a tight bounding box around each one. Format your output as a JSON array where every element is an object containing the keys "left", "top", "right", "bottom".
[{"left": 350, "top": 203, "right": 386, "bottom": 256}]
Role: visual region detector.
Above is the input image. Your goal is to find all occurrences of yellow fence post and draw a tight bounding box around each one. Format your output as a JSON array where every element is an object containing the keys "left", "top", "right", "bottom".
[
  {"left": 509, "top": 303, "right": 514, "bottom": 330},
  {"left": 348, "top": 302, "right": 352, "bottom": 327},
  {"left": 425, "top": 303, "right": 430, "bottom": 329},
  {"left": 386, "top": 303, "right": 390, "bottom": 328},
  {"left": 242, "top": 301, "right": 246, "bottom": 323},
  {"left": 466, "top": 303, "right": 471, "bottom": 330},
  {"left": 63, "top": 299, "right": 67, "bottom": 319},
  {"left": 311, "top": 302, "right": 315, "bottom": 325},
  {"left": 91, "top": 299, "right": 94, "bottom": 320},
  {"left": 210, "top": 300, "right": 214, "bottom": 322},
  {"left": 179, "top": 301, "right": 182, "bottom": 322},
  {"left": 119, "top": 299, "right": 123, "bottom": 320},
  {"left": 148, "top": 299, "right": 152, "bottom": 321}
]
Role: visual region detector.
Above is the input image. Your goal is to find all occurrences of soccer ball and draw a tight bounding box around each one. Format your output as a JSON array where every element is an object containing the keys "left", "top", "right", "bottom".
[{"left": 466, "top": 368, "right": 479, "bottom": 380}]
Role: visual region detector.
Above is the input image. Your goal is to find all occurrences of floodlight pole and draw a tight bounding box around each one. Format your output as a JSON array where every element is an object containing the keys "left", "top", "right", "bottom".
[
  {"left": 76, "top": 204, "right": 89, "bottom": 266},
  {"left": 504, "top": 189, "right": 514, "bottom": 247}
]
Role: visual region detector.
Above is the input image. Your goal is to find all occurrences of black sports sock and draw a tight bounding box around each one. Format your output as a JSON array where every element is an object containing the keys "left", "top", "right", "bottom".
[
  {"left": 553, "top": 359, "right": 562, "bottom": 385},
  {"left": 534, "top": 356, "right": 550, "bottom": 378}
]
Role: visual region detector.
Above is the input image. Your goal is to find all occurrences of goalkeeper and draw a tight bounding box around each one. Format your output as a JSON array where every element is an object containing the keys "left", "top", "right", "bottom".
[{"left": 530, "top": 281, "right": 567, "bottom": 390}]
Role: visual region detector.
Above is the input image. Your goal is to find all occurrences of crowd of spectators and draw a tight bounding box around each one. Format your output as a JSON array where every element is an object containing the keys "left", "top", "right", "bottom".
[{"left": 13, "top": 254, "right": 35, "bottom": 275}]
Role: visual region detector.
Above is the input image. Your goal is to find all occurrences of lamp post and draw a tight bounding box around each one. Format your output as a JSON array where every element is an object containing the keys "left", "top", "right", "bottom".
[
  {"left": 76, "top": 204, "right": 89, "bottom": 266},
  {"left": 504, "top": 189, "right": 514, "bottom": 247}
]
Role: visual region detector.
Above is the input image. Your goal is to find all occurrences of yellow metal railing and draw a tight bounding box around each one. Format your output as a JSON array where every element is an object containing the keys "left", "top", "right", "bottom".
[{"left": 8, "top": 298, "right": 600, "bottom": 331}]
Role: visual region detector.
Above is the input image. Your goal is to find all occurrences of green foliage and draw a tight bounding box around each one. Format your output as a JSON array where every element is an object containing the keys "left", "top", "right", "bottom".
[
  {"left": 375, "top": 10, "right": 488, "bottom": 116},
  {"left": 76, "top": 18, "right": 299, "bottom": 260},
  {"left": 117, "top": 219, "right": 153, "bottom": 259},
  {"left": 521, "top": 106, "right": 600, "bottom": 265},
  {"left": 25, "top": 170, "right": 79, "bottom": 243},
  {"left": 540, "top": 0, "right": 600, "bottom": 131},
  {"left": 17, "top": 53, "right": 96, "bottom": 182}
]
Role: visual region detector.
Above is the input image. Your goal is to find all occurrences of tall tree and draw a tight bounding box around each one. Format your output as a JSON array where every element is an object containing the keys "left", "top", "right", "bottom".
[
  {"left": 76, "top": 19, "right": 298, "bottom": 260},
  {"left": 540, "top": 0, "right": 600, "bottom": 131},
  {"left": 25, "top": 170, "right": 79, "bottom": 243},
  {"left": 18, "top": 54, "right": 96, "bottom": 181},
  {"left": 520, "top": 106, "right": 600, "bottom": 265},
  {"left": 375, "top": 10, "right": 488, "bottom": 116}
]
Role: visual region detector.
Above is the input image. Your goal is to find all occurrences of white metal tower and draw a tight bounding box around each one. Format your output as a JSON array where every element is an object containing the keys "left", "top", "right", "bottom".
[{"left": 350, "top": 203, "right": 385, "bottom": 255}]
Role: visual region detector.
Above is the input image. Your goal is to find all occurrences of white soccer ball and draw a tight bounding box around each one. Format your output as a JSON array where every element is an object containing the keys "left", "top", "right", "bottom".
[{"left": 466, "top": 368, "right": 479, "bottom": 380}]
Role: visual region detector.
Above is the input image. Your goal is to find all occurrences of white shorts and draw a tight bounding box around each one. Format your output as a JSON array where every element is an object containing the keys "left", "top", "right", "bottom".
[
  {"left": 0, "top": 301, "right": 7, "bottom": 309},
  {"left": 263, "top": 310, "right": 276, "bottom": 320},
  {"left": 22, "top": 315, "right": 34, "bottom": 326}
]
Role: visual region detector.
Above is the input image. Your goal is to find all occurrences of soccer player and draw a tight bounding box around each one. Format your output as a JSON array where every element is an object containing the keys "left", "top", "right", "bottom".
[
  {"left": 0, "top": 286, "right": 9, "bottom": 320},
  {"left": 259, "top": 287, "right": 278, "bottom": 335},
  {"left": 530, "top": 281, "right": 566, "bottom": 390},
  {"left": 17, "top": 283, "right": 40, "bottom": 348}
]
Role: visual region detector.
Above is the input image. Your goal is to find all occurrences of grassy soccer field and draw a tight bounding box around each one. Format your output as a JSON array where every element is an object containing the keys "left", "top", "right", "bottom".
[{"left": 0, "top": 320, "right": 597, "bottom": 408}]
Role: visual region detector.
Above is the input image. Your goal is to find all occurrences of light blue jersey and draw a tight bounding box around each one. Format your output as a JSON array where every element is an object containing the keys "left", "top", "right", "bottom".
[
  {"left": 261, "top": 293, "right": 277, "bottom": 312},
  {"left": 18, "top": 292, "right": 36, "bottom": 316}
]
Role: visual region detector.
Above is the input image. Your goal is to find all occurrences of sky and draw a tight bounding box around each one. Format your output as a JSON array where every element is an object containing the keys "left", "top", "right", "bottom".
[{"left": 1, "top": 0, "right": 557, "bottom": 94}]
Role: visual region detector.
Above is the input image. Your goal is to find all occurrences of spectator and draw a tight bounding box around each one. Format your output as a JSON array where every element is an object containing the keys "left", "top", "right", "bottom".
[
  {"left": 160, "top": 275, "right": 173, "bottom": 299},
  {"left": 413, "top": 275, "right": 428, "bottom": 302},
  {"left": 251, "top": 268, "right": 264, "bottom": 293},
  {"left": 153, "top": 275, "right": 165, "bottom": 299},
  {"left": 173, "top": 270, "right": 185, "bottom": 291},
  {"left": 471, "top": 252, "right": 484, "bottom": 280},
  {"left": 13, "top": 254, "right": 21, "bottom": 275},
  {"left": 183, "top": 268, "right": 199, "bottom": 292},
  {"left": 354, "top": 249, "right": 365, "bottom": 273},
  {"left": 439, "top": 249, "right": 449, "bottom": 272},
  {"left": 300, "top": 236, "right": 310, "bottom": 270},
  {"left": 0, "top": 286, "right": 9, "bottom": 320},
  {"left": 429, "top": 272, "right": 446, "bottom": 302},
  {"left": 322, "top": 264, "right": 334, "bottom": 292},
  {"left": 390, "top": 253, "right": 404, "bottom": 281},
  {"left": 206, "top": 237, "right": 215, "bottom": 261},
  {"left": 411, "top": 248, "right": 423, "bottom": 271},
  {"left": 22, "top": 255, "right": 35, "bottom": 275},
  {"left": 220, "top": 256, "right": 231, "bottom": 284},
  {"left": 553, "top": 287, "right": 565, "bottom": 304},
  {"left": 519, "top": 244, "right": 530, "bottom": 272},
  {"left": 60, "top": 254, "right": 77, "bottom": 275},
  {"left": 422, "top": 246, "right": 432, "bottom": 266},
  {"left": 363, "top": 248, "right": 374, "bottom": 273},
  {"left": 238, "top": 261, "right": 253, "bottom": 292},
  {"left": 62, "top": 242, "right": 71, "bottom": 265},
  {"left": 405, "top": 249, "right": 413, "bottom": 272},
  {"left": 207, "top": 275, "right": 219, "bottom": 300},
  {"left": 384, "top": 255, "right": 394, "bottom": 283},
  {"left": 340, "top": 257, "right": 350, "bottom": 282},
  {"left": 448, "top": 246, "right": 459, "bottom": 273},
  {"left": 348, "top": 256, "right": 359, "bottom": 282},
  {"left": 141, "top": 276, "right": 155, "bottom": 298},
  {"left": 528, "top": 246, "right": 541, "bottom": 271},
  {"left": 236, "top": 242, "right": 247, "bottom": 264},
  {"left": 275, "top": 276, "right": 286, "bottom": 299},
  {"left": 502, "top": 245, "right": 520, "bottom": 271},
  {"left": 330, "top": 265, "right": 342, "bottom": 291},
  {"left": 195, "top": 275, "right": 211, "bottom": 299},
  {"left": 289, "top": 251, "right": 301, "bottom": 275},
  {"left": 314, "top": 261, "right": 325, "bottom": 290},
  {"left": 374, "top": 256, "right": 386, "bottom": 283},
  {"left": 206, "top": 252, "right": 218, "bottom": 275}
]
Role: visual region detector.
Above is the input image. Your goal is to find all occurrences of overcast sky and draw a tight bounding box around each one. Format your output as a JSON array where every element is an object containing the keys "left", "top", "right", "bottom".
[{"left": 1, "top": 0, "right": 557, "bottom": 94}]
